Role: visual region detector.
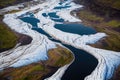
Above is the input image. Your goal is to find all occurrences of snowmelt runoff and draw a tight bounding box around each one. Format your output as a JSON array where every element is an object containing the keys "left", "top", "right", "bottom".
[{"left": 0, "top": 0, "right": 120, "bottom": 80}]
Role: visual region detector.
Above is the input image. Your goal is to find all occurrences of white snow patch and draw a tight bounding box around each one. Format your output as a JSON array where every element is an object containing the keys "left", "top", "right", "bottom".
[{"left": 45, "top": 64, "right": 70, "bottom": 80}]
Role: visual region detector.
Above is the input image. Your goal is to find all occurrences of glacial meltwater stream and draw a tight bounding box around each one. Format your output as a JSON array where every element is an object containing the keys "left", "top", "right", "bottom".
[{"left": 20, "top": 11, "right": 98, "bottom": 80}]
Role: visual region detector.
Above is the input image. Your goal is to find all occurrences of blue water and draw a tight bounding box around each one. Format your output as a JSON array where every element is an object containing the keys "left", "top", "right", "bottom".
[
  {"left": 42, "top": 13, "right": 48, "bottom": 17},
  {"left": 48, "top": 12, "right": 60, "bottom": 18},
  {"left": 20, "top": 11, "right": 98, "bottom": 80},
  {"left": 54, "top": 5, "right": 71, "bottom": 9},
  {"left": 20, "top": 17, "right": 40, "bottom": 28},
  {"left": 56, "top": 0, "right": 71, "bottom": 9},
  {"left": 51, "top": 18, "right": 64, "bottom": 22},
  {"left": 55, "top": 24, "right": 97, "bottom": 35},
  {"left": 19, "top": 12, "right": 34, "bottom": 18},
  {"left": 32, "top": 28, "right": 51, "bottom": 38},
  {"left": 58, "top": 0, "right": 68, "bottom": 5},
  {"left": 42, "top": 12, "right": 64, "bottom": 22}
]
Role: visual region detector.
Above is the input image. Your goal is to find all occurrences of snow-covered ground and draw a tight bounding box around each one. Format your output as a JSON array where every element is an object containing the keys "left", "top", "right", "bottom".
[
  {"left": 0, "top": 14, "right": 56, "bottom": 69},
  {"left": 1, "top": 0, "right": 120, "bottom": 80}
]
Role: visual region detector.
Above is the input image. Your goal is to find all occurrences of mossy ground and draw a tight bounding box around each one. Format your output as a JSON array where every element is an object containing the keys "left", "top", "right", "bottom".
[
  {"left": 0, "top": 0, "right": 32, "bottom": 9},
  {"left": 0, "top": 15, "right": 18, "bottom": 51},
  {"left": 77, "top": 10, "right": 120, "bottom": 51},
  {"left": 0, "top": 45, "right": 73, "bottom": 80},
  {"left": 0, "top": 0, "right": 16, "bottom": 8},
  {"left": 93, "top": 0, "right": 120, "bottom": 10}
]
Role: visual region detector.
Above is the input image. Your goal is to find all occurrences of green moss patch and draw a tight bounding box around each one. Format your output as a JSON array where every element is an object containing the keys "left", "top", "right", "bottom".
[{"left": 0, "top": 16, "right": 17, "bottom": 50}]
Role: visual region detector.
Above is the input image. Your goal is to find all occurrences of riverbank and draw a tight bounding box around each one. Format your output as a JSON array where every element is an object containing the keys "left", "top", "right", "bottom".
[
  {"left": 74, "top": 6, "right": 120, "bottom": 52},
  {"left": 73, "top": 0, "right": 120, "bottom": 80},
  {"left": 0, "top": 15, "right": 17, "bottom": 52},
  {"left": 0, "top": 15, "right": 32, "bottom": 52},
  {"left": 0, "top": 45, "right": 74, "bottom": 80}
]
